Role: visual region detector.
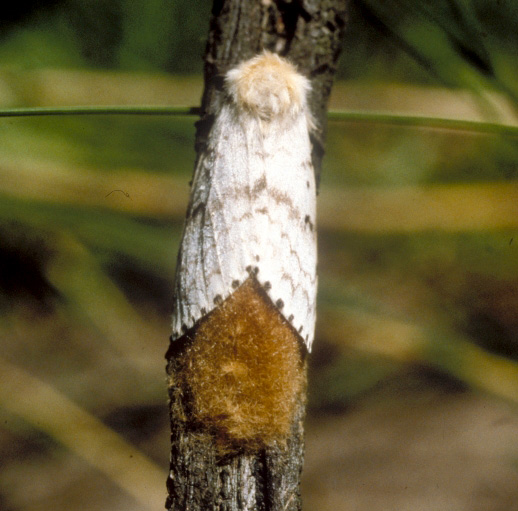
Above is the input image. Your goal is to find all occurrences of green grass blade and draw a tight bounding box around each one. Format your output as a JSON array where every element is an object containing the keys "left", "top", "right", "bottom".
[
  {"left": 0, "top": 105, "right": 199, "bottom": 117},
  {"left": 327, "top": 111, "right": 518, "bottom": 136},
  {"left": 1, "top": 105, "right": 517, "bottom": 136}
]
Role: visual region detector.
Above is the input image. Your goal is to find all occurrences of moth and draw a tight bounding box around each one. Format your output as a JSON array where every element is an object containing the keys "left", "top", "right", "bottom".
[{"left": 171, "top": 51, "right": 317, "bottom": 351}]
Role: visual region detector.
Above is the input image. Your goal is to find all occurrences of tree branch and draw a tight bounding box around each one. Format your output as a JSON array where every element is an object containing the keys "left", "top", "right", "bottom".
[{"left": 166, "top": 2, "right": 349, "bottom": 510}]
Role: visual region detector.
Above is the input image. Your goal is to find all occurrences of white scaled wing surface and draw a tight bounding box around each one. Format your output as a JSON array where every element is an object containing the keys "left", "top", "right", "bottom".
[{"left": 171, "top": 52, "right": 317, "bottom": 350}]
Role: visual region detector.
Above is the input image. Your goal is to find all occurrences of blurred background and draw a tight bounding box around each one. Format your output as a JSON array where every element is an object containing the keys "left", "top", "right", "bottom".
[{"left": 0, "top": 1, "right": 517, "bottom": 510}]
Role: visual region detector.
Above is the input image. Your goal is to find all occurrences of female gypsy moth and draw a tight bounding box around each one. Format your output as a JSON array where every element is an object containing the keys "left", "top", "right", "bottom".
[
  {"left": 172, "top": 51, "right": 317, "bottom": 350},
  {"left": 169, "top": 52, "right": 317, "bottom": 449}
]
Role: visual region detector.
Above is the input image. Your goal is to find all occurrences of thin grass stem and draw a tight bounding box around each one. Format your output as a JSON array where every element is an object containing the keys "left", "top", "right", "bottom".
[{"left": 0, "top": 105, "right": 517, "bottom": 136}]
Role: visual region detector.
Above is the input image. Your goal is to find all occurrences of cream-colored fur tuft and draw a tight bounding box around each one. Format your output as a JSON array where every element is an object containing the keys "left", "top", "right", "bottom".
[{"left": 225, "top": 51, "right": 310, "bottom": 121}]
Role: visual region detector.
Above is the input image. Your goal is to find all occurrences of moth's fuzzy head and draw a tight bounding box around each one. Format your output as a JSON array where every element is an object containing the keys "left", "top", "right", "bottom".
[{"left": 225, "top": 51, "right": 310, "bottom": 121}]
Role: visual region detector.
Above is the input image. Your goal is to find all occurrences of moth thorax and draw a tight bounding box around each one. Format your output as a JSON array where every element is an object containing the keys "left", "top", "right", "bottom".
[{"left": 226, "top": 51, "right": 309, "bottom": 121}]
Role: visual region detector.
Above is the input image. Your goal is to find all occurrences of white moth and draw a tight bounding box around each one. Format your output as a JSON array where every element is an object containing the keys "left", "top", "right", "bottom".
[{"left": 171, "top": 52, "right": 317, "bottom": 351}]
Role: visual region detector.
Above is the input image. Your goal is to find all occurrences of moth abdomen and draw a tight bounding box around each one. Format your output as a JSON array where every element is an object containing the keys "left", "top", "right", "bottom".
[{"left": 170, "top": 278, "right": 306, "bottom": 451}]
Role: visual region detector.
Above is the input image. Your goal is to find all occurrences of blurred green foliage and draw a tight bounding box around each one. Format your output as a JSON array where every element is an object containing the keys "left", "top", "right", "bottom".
[
  {"left": 1, "top": 115, "right": 196, "bottom": 173},
  {"left": 0, "top": 0, "right": 517, "bottom": 408},
  {"left": 0, "top": 0, "right": 516, "bottom": 96},
  {"left": 0, "top": 0, "right": 211, "bottom": 73},
  {"left": 346, "top": 0, "right": 518, "bottom": 96},
  {"left": 325, "top": 121, "right": 518, "bottom": 185},
  {"left": 1, "top": 3, "right": 518, "bottom": 510}
]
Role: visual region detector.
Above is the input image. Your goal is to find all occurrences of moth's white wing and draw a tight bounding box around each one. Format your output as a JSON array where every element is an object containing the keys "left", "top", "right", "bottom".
[
  {"left": 172, "top": 103, "right": 317, "bottom": 350},
  {"left": 172, "top": 106, "right": 252, "bottom": 336},
  {"left": 248, "top": 112, "right": 317, "bottom": 347},
  {"left": 172, "top": 51, "right": 318, "bottom": 351}
]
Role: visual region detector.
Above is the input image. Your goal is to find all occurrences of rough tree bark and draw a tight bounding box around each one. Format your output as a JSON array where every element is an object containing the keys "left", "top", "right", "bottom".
[{"left": 166, "top": 1, "right": 349, "bottom": 510}]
